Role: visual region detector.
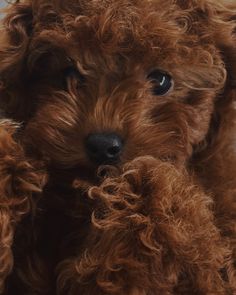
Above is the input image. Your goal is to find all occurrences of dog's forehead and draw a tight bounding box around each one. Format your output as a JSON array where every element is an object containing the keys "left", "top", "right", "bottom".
[
  {"left": 33, "top": 0, "right": 183, "bottom": 56},
  {"left": 61, "top": 1, "right": 184, "bottom": 67},
  {"left": 43, "top": 0, "right": 175, "bottom": 16},
  {"left": 29, "top": 0, "right": 211, "bottom": 78}
]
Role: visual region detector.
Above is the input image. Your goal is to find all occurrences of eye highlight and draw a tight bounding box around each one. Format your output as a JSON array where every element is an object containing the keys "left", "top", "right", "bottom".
[{"left": 147, "top": 70, "right": 173, "bottom": 96}]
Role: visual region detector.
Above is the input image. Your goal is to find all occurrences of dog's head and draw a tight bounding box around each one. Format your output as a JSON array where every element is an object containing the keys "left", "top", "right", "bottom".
[{"left": 0, "top": 0, "right": 235, "bottom": 176}]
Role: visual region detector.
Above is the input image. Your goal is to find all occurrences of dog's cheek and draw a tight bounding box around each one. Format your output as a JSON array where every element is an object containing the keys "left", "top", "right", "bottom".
[
  {"left": 185, "top": 95, "right": 216, "bottom": 147},
  {"left": 187, "top": 107, "right": 213, "bottom": 146},
  {"left": 22, "top": 95, "right": 87, "bottom": 167},
  {"left": 145, "top": 101, "right": 209, "bottom": 156}
]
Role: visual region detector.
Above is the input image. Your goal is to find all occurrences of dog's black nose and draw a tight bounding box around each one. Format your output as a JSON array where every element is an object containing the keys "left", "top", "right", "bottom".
[{"left": 85, "top": 133, "right": 123, "bottom": 164}]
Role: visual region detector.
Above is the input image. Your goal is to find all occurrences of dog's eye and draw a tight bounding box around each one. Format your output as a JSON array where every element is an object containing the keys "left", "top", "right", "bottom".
[
  {"left": 64, "top": 66, "right": 85, "bottom": 84},
  {"left": 147, "top": 70, "right": 173, "bottom": 96}
]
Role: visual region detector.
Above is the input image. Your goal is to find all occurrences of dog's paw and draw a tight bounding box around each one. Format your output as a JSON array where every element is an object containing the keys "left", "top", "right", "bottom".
[
  {"left": 61, "top": 156, "right": 232, "bottom": 294},
  {"left": 87, "top": 156, "right": 179, "bottom": 230},
  {"left": 80, "top": 156, "right": 232, "bottom": 294}
]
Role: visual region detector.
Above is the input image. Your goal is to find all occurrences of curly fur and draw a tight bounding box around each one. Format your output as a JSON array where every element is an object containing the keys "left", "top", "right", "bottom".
[{"left": 0, "top": 0, "right": 235, "bottom": 294}]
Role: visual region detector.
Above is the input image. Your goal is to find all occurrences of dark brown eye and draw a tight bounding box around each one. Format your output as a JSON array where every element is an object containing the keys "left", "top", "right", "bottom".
[
  {"left": 147, "top": 70, "right": 173, "bottom": 96},
  {"left": 64, "top": 66, "right": 85, "bottom": 84}
]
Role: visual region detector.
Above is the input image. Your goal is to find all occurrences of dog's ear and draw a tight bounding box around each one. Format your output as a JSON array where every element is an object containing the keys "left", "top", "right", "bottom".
[
  {"left": 175, "top": 0, "right": 236, "bottom": 152},
  {"left": 175, "top": 0, "right": 236, "bottom": 88},
  {"left": 0, "top": 1, "right": 33, "bottom": 118},
  {"left": 0, "top": 1, "right": 33, "bottom": 81},
  {"left": 205, "top": 1, "right": 236, "bottom": 89}
]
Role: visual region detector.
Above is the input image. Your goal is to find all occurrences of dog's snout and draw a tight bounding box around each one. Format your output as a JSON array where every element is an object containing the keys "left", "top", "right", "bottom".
[{"left": 85, "top": 133, "right": 123, "bottom": 164}]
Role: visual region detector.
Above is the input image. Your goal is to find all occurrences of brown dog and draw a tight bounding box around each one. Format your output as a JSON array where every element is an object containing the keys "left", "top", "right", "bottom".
[{"left": 0, "top": 0, "right": 235, "bottom": 294}]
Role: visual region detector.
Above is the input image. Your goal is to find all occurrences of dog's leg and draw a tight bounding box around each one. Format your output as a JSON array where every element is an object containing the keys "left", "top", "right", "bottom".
[
  {"left": 0, "top": 120, "right": 45, "bottom": 294},
  {"left": 57, "top": 156, "right": 235, "bottom": 295}
]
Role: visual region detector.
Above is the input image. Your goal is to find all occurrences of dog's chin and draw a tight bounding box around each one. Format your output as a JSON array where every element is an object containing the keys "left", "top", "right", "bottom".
[
  {"left": 72, "top": 154, "right": 182, "bottom": 188},
  {"left": 47, "top": 160, "right": 122, "bottom": 191},
  {"left": 47, "top": 151, "right": 181, "bottom": 189},
  {"left": 69, "top": 163, "right": 121, "bottom": 192},
  {"left": 48, "top": 153, "right": 178, "bottom": 190}
]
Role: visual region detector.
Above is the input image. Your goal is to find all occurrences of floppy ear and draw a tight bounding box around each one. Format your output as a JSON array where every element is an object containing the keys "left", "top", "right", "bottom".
[
  {"left": 209, "top": 2, "right": 236, "bottom": 90},
  {"left": 175, "top": 0, "right": 236, "bottom": 88},
  {"left": 0, "top": 1, "right": 33, "bottom": 119},
  {"left": 208, "top": 1, "right": 236, "bottom": 153},
  {"left": 202, "top": 1, "right": 236, "bottom": 149},
  {"left": 175, "top": 0, "right": 236, "bottom": 151}
]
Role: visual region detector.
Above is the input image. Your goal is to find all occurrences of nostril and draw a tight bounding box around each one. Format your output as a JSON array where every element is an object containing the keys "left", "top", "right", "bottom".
[{"left": 107, "top": 146, "right": 121, "bottom": 156}]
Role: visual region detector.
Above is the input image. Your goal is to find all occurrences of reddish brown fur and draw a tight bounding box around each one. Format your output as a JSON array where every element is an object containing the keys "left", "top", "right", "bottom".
[{"left": 0, "top": 0, "right": 235, "bottom": 294}]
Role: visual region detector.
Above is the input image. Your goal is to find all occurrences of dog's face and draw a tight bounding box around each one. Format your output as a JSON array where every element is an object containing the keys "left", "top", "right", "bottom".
[{"left": 0, "top": 0, "right": 235, "bottom": 176}]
